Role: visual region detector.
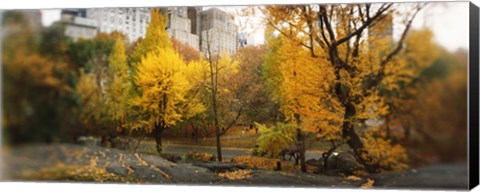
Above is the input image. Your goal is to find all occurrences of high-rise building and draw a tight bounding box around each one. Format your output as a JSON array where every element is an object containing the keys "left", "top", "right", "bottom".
[
  {"left": 200, "top": 8, "right": 238, "bottom": 55},
  {"left": 61, "top": 9, "right": 98, "bottom": 41},
  {"left": 237, "top": 31, "right": 257, "bottom": 48},
  {"left": 80, "top": 7, "right": 238, "bottom": 54},
  {"left": 163, "top": 7, "right": 200, "bottom": 50},
  {"left": 86, "top": 8, "right": 151, "bottom": 42},
  {"left": 61, "top": 9, "right": 87, "bottom": 21},
  {"left": 188, "top": 7, "right": 202, "bottom": 35}
]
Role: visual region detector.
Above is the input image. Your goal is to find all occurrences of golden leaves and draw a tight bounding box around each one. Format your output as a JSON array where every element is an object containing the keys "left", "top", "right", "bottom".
[
  {"left": 360, "top": 178, "right": 375, "bottom": 189},
  {"left": 255, "top": 122, "right": 296, "bottom": 156},
  {"left": 361, "top": 133, "right": 409, "bottom": 171},
  {"left": 231, "top": 156, "right": 279, "bottom": 170},
  {"left": 218, "top": 169, "right": 253, "bottom": 180},
  {"left": 133, "top": 47, "right": 196, "bottom": 130}
]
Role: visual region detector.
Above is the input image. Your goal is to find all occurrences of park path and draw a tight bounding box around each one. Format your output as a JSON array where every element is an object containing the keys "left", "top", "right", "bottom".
[{"left": 157, "top": 144, "right": 324, "bottom": 160}]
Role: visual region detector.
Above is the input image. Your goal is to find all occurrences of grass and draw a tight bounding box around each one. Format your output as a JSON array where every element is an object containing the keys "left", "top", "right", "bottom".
[{"left": 165, "top": 135, "right": 259, "bottom": 148}]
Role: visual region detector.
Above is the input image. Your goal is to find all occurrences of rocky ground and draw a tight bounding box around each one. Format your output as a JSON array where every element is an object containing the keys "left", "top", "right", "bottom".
[{"left": 0, "top": 144, "right": 469, "bottom": 190}]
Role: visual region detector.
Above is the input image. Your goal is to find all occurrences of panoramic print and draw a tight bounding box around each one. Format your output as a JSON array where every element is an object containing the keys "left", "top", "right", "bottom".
[{"left": 1, "top": 2, "right": 470, "bottom": 190}]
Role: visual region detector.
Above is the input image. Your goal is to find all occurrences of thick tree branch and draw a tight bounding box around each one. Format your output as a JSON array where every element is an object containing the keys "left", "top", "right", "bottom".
[
  {"left": 333, "top": 3, "right": 393, "bottom": 47},
  {"left": 220, "top": 106, "right": 243, "bottom": 136},
  {"left": 364, "top": 5, "right": 425, "bottom": 96}
]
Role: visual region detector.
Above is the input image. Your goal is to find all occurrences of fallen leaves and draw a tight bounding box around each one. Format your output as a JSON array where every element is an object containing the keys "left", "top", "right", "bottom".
[
  {"left": 360, "top": 178, "right": 375, "bottom": 189},
  {"left": 185, "top": 152, "right": 216, "bottom": 161},
  {"left": 135, "top": 153, "right": 149, "bottom": 166},
  {"left": 231, "top": 156, "right": 278, "bottom": 170},
  {"left": 18, "top": 164, "right": 141, "bottom": 183},
  {"left": 218, "top": 169, "right": 253, "bottom": 180},
  {"left": 346, "top": 175, "right": 362, "bottom": 181}
]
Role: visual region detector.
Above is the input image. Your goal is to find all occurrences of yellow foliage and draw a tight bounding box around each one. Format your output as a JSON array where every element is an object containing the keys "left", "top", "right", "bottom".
[
  {"left": 76, "top": 71, "right": 103, "bottom": 127},
  {"left": 275, "top": 36, "right": 342, "bottom": 139},
  {"left": 255, "top": 122, "right": 296, "bottom": 156},
  {"left": 134, "top": 47, "right": 188, "bottom": 129},
  {"left": 361, "top": 132, "right": 409, "bottom": 171},
  {"left": 105, "top": 39, "right": 131, "bottom": 125},
  {"left": 130, "top": 9, "right": 172, "bottom": 65},
  {"left": 261, "top": 4, "right": 437, "bottom": 172}
]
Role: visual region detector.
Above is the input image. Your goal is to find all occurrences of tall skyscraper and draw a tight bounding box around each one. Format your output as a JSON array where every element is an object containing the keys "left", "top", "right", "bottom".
[
  {"left": 200, "top": 8, "right": 238, "bottom": 55},
  {"left": 86, "top": 8, "right": 151, "bottom": 42},
  {"left": 163, "top": 7, "right": 201, "bottom": 50},
  {"left": 80, "top": 7, "right": 238, "bottom": 54}
]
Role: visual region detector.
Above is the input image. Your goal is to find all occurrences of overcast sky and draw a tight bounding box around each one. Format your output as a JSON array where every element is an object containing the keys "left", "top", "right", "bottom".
[{"left": 40, "top": 2, "right": 469, "bottom": 52}]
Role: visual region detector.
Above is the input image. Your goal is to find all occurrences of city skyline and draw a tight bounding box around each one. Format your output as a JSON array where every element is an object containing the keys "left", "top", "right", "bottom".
[{"left": 40, "top": 2, "right": 469, "bottom": 52}]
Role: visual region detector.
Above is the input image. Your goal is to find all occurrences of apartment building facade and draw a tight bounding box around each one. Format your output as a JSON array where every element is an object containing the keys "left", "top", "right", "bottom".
[
  {"left": 61, "top": 9, "right": 98, "bottom": 41},
  {"left": 86, "top": 8, "right": 151, "bottom": 42},
  {"left": 163, "top": 7, "right": 201, "bottom": 50},
  {"left": 200, "top": 8, "right": 238, "bottom": 55}
]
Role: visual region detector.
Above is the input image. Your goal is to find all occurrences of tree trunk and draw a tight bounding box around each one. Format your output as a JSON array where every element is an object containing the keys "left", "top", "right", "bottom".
[
  {"left": 154, "top": 125, "right": 165, "bottom": 155},
  {"left": 193, "top": 124, "right": 199, "bottom": 143},
  {"left": 342, "top": 103, "right": 381, "bottom": 173},
  {"left": 209, "top": 54, "right": 222, "bottom": 162},
  {"left": 295, "top": 126, "right": 307, "bottom": 172}
]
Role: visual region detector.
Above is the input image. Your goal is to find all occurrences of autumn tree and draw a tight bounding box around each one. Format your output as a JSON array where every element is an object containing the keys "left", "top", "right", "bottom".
[
  {"left": 129, "top": 9, "right": 172, "bottom": 66},
  {"left": 133, "top": 47, "right": 205, "bottom": 154},
  {"left": 129, "top": 9, "right": 205, "bottom": 154},
  {"left": 76, "top": 70, "right": 104, "bottom": 135},
  {"left": 255, "top": 122, "right": 297, "bottom": 157},
  {"left": 2, "top": 11, "right": 73, "bottom": 143},
  {"left": 385, "top": 48, "right": 467, "bottom": 165},
  {"left": 259, "top": 3, "right": 437, "bottom": 173},
  {"left": 104, "top": 38, "right": 132, "bottom": 136},
  {"left": 233, "top": 45, "right": 275, "bottom": 124},
  {"left": 172, "top": 38, "right": 202, "bottom": 63}
]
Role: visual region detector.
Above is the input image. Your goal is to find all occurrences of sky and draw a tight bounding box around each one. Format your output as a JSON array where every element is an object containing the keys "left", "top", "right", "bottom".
[{"left": 40, "top": 2, "right": 469, "bottom": 52}]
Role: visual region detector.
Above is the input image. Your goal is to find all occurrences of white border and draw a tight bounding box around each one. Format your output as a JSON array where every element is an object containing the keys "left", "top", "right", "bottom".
[{"left": 0, "top": 0, "right": 466, "bottom": 9}]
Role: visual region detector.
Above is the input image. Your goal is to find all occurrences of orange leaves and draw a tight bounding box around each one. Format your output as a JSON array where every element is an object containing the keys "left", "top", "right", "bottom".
[
  {"left": 274, "top": 35, "right": 341, "bottom": 136},
  {"left": 360, "top": 178, "right": 375, "bottom": 188},
  {"left": 172, "top": 38, "right": 201, "bottom": 63},
  {"left": 361, "top": 133, "right": 408, "bottom": 171}
]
